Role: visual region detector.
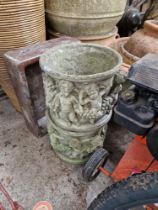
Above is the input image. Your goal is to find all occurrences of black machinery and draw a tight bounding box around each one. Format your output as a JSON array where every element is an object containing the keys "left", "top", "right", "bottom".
[{"left": 113, "top": 53, "right": 158, "bottom": 160}]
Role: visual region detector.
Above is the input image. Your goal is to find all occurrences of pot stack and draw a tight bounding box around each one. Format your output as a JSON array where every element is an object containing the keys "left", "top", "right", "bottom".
[
  {"left": 45, "top": 0, "right": 126, "bottom": 45},
  {"left": 0, "top": 0, "right": 46, "bottom": 111}
]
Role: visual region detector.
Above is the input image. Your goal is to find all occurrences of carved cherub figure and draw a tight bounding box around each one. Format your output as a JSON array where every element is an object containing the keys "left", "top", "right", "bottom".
[
  {"left": 52, "top": 80, "right": 82, "bottom": 125},
  {"left": 79, "top": 83, "right": 104, "bottom": 123},
  {"left": 43, "top": 74, "right": 57, "bottom": 107}
]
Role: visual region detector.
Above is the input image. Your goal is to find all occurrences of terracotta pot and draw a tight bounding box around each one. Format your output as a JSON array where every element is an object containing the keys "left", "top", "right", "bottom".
[
  {"left": 40, "top": 43, "right": 122, "bottom": 164},
  {"left": 124, "top": 20, "right": 158, "bottom": 59},
  {"left": 45, "top": 0, "right": 126, "bottom": 38},
  {"left": 109, "top": 37, "right": 133, "bottom": 65}
]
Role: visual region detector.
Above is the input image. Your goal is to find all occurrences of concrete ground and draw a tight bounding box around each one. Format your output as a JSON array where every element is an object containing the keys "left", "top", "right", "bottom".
[{"left": 0, "top": 99, "right": 133, "bottom": 210}]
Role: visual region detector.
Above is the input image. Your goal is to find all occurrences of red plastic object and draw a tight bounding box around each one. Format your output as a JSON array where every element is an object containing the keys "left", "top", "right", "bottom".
[
  {"left": 99, "top": 166, "right": 111, "bottom": 177},
  {"left": 33, "top": 201, "right": 53, "bottom": 210},
  {"left": 111, "top": 136, "right": 158, "bottom": 181},
  {"left": 0, "top": 183, "right": 24, "bottom": 210},
  {"left": 105, "top": 135, "right": 158, "bottom": 209},
  {"left": 145, "top": 205, "right": 158, "bottom": 210}
]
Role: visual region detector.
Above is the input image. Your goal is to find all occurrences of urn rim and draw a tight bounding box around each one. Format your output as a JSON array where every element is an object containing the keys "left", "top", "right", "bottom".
[{"left": 40, "top": 43, "right": 122, "bottom": 83}]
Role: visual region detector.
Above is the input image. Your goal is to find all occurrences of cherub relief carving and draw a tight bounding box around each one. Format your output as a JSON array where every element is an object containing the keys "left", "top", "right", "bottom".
[
  {"left": 43, "top": 74, "right": 57, "bottom": 107},
  {"left": 79, "top": 77, "right": 114, "bottom": 123},
  {"left": 102, "top": 84, "right": 122, "bottom": 112},
  {"left": 79, "top": 83, "right": 104, "bottom": 123},
  {"left": 48, "top": 76, "right": 120, "bottom": 126},
  {"left": 52, "top": 80, "right": 83, "bottom": 125},
  {"left": 48, "top": 123, "right": 105, "bottom": 160}
]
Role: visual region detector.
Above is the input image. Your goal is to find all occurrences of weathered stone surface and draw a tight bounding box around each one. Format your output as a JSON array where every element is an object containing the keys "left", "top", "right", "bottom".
[
  {"left": 40, "top": 43, "right": 122, "bottom": 164},
  {"left": 45, "top": 0, "right": 127, "bottom": 38}
]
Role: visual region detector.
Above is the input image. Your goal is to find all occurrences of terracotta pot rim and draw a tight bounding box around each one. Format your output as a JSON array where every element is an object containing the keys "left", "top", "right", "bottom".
[
  {"left": 144, "top": 20, "right": 158, "bottom": 35},
  {"left": 109, "top": 37, "right": 138, "bottom": 64},
  {"left": 109, "top": 37, "right": 129, "bottom": 46},
  {"left": 120, "top": 42, "right": 139, "bottom": 62},
  {"left": 145, "top": 20, "right": 158, "bottom": 28}
]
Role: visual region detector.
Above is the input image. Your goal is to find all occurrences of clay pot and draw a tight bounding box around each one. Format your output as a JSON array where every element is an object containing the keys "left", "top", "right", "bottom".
[
  {"left": 109, "top": 37, "right": 131, "bottom": 65},
  {"left": 40, "top": 43, "right": 122, "bottom": 164},
  {"left": 45, "top": 0, "right": 127, "bottom": 39},
  {"left": 121, "top": 20, "right": 158, "bottom": 63}
]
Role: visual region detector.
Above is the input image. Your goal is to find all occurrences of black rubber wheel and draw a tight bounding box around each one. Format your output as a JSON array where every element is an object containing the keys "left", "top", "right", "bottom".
[
  {"left": 82, "top": 148, "right": 109, "bottom": 182},
  {"left": 88, "top": 172, "right": 158, "bottom": 210},
  {"left": 147, "top": 124, "right": 158, "bottom": 160}
]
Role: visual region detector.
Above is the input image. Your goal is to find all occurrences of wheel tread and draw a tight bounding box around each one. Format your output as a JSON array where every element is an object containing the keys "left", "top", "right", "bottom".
[{"left": 88, "top": 172, "right": 158, "bottom": 210}]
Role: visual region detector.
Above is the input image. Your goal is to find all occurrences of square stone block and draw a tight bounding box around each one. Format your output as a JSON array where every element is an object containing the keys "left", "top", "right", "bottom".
[{"left": 4, "top": 37, "right": 78, "bottom": 136}]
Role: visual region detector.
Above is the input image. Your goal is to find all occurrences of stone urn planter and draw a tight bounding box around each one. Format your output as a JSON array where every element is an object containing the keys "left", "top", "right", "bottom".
[
  {"left": 40, "top": 43, "right": 122, "bottom": 164},
  {"left": 45, "top": 0, "right": 127, "bottom": 39},
  {"left": 120, "top": 20, "right": 158, "bottom": 64}
]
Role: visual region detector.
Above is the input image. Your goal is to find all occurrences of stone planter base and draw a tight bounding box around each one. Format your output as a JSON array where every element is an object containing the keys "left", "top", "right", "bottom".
[
  {"left": 54, "top": 151, "right": 90, "bottom": 165},
  {"left": 48, "top": 110, "right": 110, "bottom": 164}
]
